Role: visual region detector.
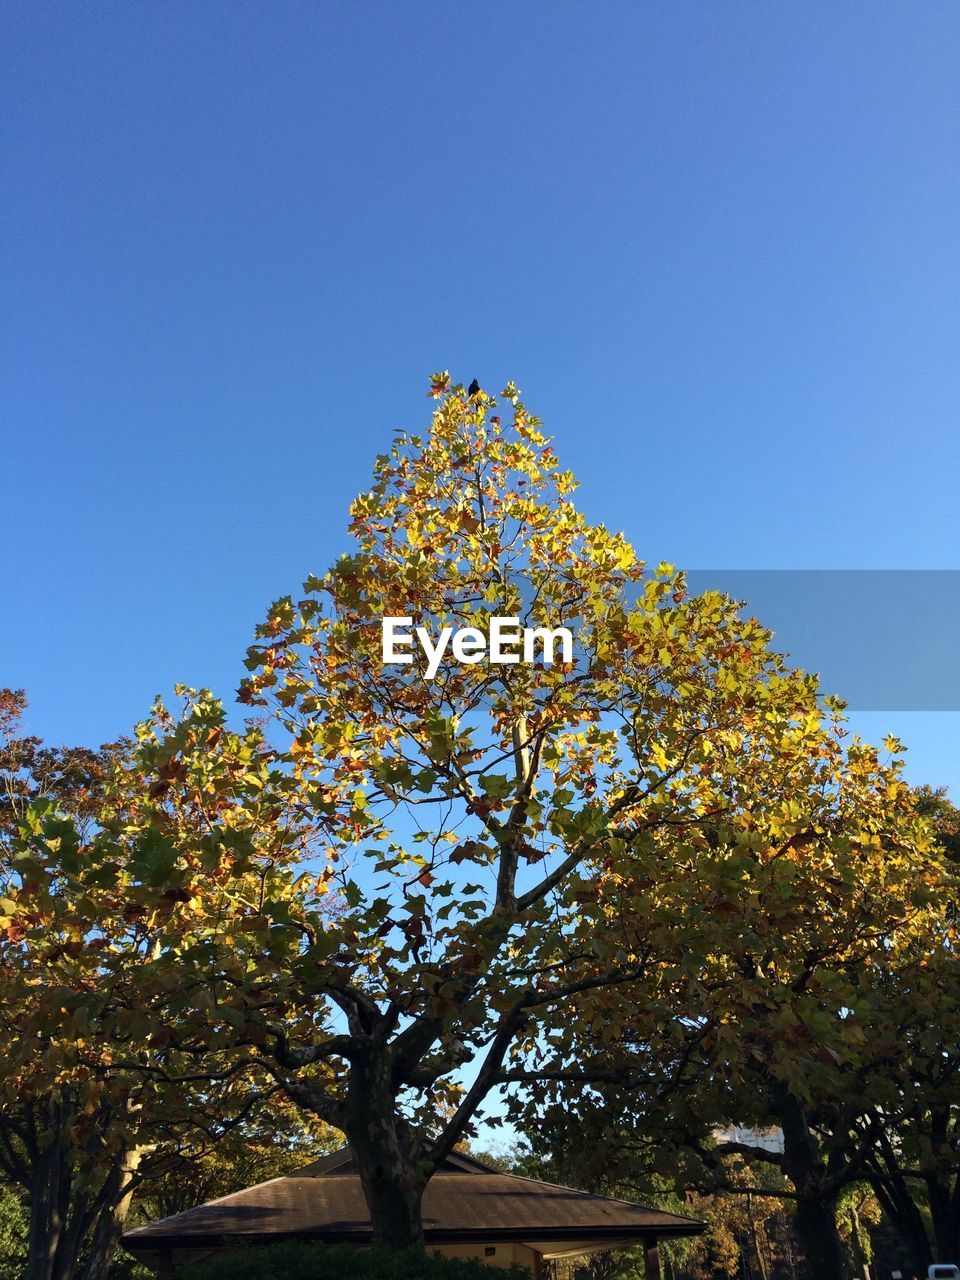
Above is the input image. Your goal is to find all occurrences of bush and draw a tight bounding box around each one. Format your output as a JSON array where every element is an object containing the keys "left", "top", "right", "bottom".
[
  {"left": 180, "top": 1240, "right": 531, "bottom": 1280},
  {"left": 0, "top": 1183, "right": 28, "bottom": 1280}
]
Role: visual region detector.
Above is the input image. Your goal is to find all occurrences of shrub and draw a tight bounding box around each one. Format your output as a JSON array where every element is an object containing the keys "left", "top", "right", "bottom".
[
  {"left": 0, "top": 1183, "right": 28, "bottom": 1280},
  {"left": 180, "top": 1240, "right": 531, "bottom": 1280}
]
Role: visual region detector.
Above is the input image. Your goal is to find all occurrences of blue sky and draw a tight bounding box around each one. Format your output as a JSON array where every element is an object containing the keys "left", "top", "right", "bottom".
[{"left": 2, "top": 3, "right": 959, "bottom": 792}]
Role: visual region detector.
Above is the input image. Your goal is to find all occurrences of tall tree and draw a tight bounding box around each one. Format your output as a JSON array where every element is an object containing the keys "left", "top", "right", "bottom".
[
  {"left": 0, "top": 692, "right": 301, "bottom": 1280},
  {"left": 0, "top": 689, "right": 146, "bottom": 1280},
  {"left": 856, "top": 788, "right": 960, "bottom": 1268},
  {"left": 110, "top": 375, "right": 936, "bottom": 1254},
  {"left": 509, "top": 768, "right": 946, "bottom": 1280}
]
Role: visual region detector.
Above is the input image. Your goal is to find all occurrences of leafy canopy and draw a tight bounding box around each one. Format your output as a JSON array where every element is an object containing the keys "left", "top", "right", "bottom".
[{"left": 8, "top": 377, "right": 940, "bottom": 1196}]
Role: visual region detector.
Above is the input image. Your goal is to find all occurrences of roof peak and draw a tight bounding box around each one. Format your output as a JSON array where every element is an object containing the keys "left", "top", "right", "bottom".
[{"left": 295, "top": 1146, "right": 502, "bottom": 1178}]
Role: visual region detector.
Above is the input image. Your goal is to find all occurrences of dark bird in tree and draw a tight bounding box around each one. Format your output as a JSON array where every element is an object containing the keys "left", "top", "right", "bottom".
[{"left": 467, "top": 378, "right": 481, "bottom": 397}]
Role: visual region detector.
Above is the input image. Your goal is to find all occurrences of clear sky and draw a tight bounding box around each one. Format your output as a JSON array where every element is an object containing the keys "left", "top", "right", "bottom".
[{"left": 2, "top": 3, "right": 959, "bottom": 792}]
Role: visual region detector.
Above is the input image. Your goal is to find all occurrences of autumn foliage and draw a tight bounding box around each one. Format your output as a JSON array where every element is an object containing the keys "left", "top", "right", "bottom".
[{"left": 1, "top": 378, "right": 956, "bottom": 1280}]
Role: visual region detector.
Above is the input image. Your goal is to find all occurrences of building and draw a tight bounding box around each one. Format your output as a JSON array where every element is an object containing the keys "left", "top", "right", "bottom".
[{"left": 122, "top": 1147, "right": 703, "bottom": 1279}]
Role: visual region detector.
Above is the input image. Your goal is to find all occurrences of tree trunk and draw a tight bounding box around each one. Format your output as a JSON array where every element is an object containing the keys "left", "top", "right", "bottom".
[
  {"left": 869, "top": 1138, "right": 934, "bottom": 1273},
  {"left": 927, "top": 1170, "right": 960, "bottom": 1263},
  {"left": 79, "top": 1146, "right": 144, "bottom": 1280},
  {"left": 23, "top": 1159, "right": 62, "bottom": 1280},
  {"left": 791, "top": 1194, "right": 845, "bottom": 1280},
  {"left": 356, "top": 1161, "right": 424, "bottom": 1250},
  {"left": 343, "top": 1053, "right": 426, "bottom": 1249},
  {"left": 747, "top": 1193, "right": 770, "bottom": 1280},
  {"left": 775, "top": 1090, "right": 846, "bottom": 1280},
  {"left": 23, "top": 1108, "right": 74, "bottom": 1280},
  {"left": 849, "top": 1203, "right": 871, "bottom": 1280},
  {"left": 21, "top": 1101, "right": 141, "bottom": 1280}
]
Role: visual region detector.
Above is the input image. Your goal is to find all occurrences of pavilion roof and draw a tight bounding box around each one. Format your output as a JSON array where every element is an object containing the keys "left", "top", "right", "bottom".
[{"left": 123, "top": 1147, "right": 703, "bottom": 1257}]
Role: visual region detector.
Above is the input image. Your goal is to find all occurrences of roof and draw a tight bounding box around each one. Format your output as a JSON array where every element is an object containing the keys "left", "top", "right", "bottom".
[{"left": 123, "top": 1147, "right": 703, "bottom": 1257}]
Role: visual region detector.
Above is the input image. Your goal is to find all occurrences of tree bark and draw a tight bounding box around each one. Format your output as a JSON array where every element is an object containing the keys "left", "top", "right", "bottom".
[
  {"left": 924, "top": 1104, "right": 960, "bottom": 1267},
  {"left": 791, "top": 1193, "right": 845, "bottom": 1280},
  {"left": 23, "top": 1106, "right": 73, "bottom": 1280},
  {"left": 849, "top": 1203, "right": 871, "bottom": 1280},
  {"left": 747, "top": 1193, "right": 770, "bottom": 1280},
  {"left": 359, "top": 1171, "right": 424, "bottom": 1250},
  {"left": 20, "top": 1101, "right": 141, "bottom": 1280},
  {"left": 868, "top": 1130, "right": 934, "bottom": 1272},
  {"left": 775, "top": 1091, "right": 846, "bottom": 1280},
  {"left": 23, "top": 1163, "right": 61, "bottom": 1280},
  {"left": 343, "top": 1052, "right": 426, "bottom": 1249},
  {"left": 78, "top": 1146, "right": 144, "bottom": 1280}
]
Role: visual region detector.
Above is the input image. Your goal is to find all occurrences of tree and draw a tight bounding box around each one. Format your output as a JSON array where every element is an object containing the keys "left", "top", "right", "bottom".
[
  {"left": 109, "top": 374, "right": 936, "bottom": 1255},
  {"left": 915, "top": 785, "right": 960, "bottom": 865},
  {"left": 507, "top": 758, "right": 946, "bottom": 1280},
  {"left": 127, "top": 1104, "right": 336, "bottom": 1225},
  {"left": 0, "top": 689, "right": 150, "bottom": 1280},
  {"left": 851, "top": 789, "right": 960, "bottom": 1268},
  {"left": 0, "top": 691, "right": 308, "bottom": 1280},
  {"left": 692, "top": 789, "right": 960, "bottom": 1275}
]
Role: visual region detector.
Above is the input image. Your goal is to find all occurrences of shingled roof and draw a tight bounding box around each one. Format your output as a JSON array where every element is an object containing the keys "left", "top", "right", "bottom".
[{"left": 123, "top": 1147, "right": 702, "bottom": 1259}]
